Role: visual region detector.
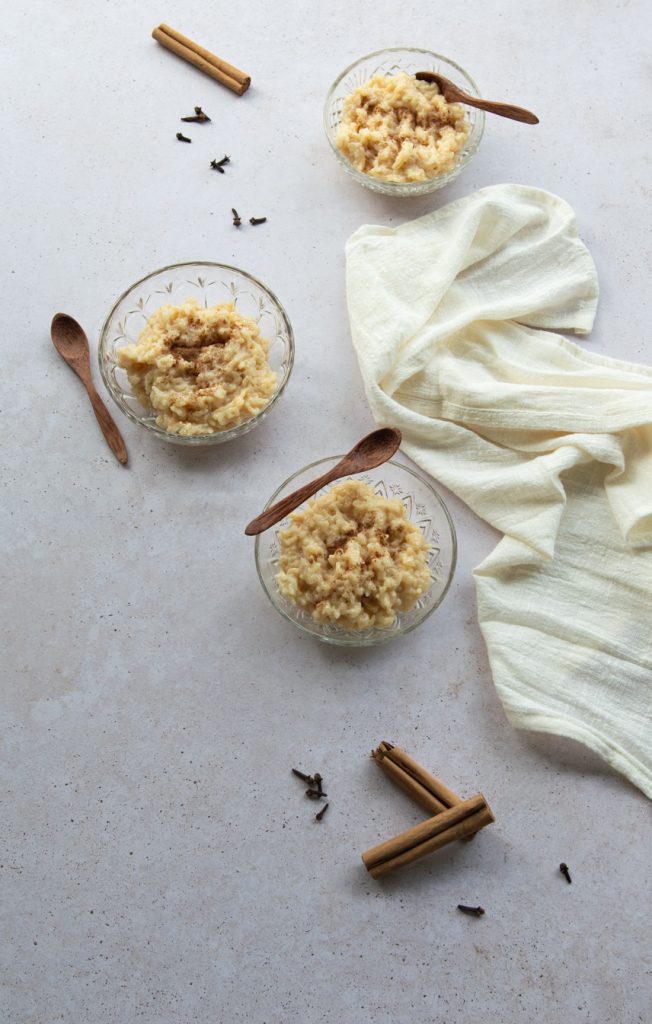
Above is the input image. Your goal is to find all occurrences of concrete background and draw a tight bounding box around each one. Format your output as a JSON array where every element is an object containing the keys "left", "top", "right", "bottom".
[{"left": 2, "top": 1, "right": 651, "bottom": 1021}]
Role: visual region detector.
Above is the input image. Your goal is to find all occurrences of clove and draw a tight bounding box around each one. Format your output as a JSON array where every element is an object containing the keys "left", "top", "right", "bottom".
[
  {"left": 210, "top": 156, "right": 230, "bottom": 174},
  {"left": 315, "top": 803, "right": 329, "bottom": 822},
  {"left": 176, "top": 132, "right": 192, "bottom": 143},
  {"left": 249, "top": 216, "right": 267, "bottom": 226},
  {"left": 559, "top": 862, "right": 572, "bottom": 884},
  {"left": 231, "top": 208, "right": 242, "bottom": 227},
  {"left": 457, "top": 905, "right": 485, "bottom": 918},
  {"left": 181, "top": 106, "right": 211, "bottom": 123},
  {"left": 291, "top": 768, "right": 314, "bottom": 784}
]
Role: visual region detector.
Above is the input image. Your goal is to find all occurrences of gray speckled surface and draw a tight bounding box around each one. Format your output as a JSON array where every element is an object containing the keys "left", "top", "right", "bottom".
[{"left": 2, "top": 1, "right": 651, "bottom": 1021}]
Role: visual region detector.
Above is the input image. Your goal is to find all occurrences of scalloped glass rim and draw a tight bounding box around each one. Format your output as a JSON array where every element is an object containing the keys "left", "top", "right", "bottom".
[
  {"left": 254, "top": 456, "right": 457, "bottom": 646},
  {"left": 323, "top": 47, "right": 485, "bottom": 197},
  {"left": 98, "top": 261, "right": 294, "bottom": 446}
]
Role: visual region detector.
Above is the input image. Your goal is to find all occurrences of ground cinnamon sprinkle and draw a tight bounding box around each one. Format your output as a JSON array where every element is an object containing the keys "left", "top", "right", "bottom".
[
  {"left": 276, "top": 480, "right": 431, "bottom": 629},
  {"left": 117, "top": 298, "right": 276, "bottom": 436}
]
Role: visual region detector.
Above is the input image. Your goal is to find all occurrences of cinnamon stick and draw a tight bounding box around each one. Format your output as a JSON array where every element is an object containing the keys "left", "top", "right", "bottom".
[
  {"left": 152, "top": 24, "right": 251, "bottom": 95},
  {"left": 372, "top": 742, "right": 476, "bottom": 838},
  {"left": 372, "top": 745, "right": 448, "bottom": 814},
  {"left": 362, "top": 794, "right": 494, "bottom": 879}
]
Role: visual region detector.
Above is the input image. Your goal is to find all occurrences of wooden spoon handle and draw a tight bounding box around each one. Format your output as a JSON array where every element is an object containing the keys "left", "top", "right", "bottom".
[
  {"left": 245, "top": 466, "right": 341, "bottom": 536},
  {"left": 462, "top": 95, "right": 539, "bottom": 124},
  {"left": 86, "top": 383, "right": 128, "bottom": 465}
]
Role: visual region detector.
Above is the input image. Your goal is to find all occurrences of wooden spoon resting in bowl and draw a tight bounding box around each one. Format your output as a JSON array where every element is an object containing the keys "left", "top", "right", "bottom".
[
  {"left": 415, "top": 71, "right": 539, "bottom": 124},
  {"left": 244, "top": 427, "right": 401, "bottom": 536},
  {"left": 50, "top": 313, "right": 128, "bottom": 465}
]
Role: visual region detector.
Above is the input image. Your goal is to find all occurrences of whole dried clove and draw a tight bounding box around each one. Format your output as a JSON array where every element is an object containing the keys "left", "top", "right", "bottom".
[
  {"left": 457, "top": 905, "right": 485, "bottom": 917},
  {"left": 176, "top": 132, "right": 192, "bottom": 143},
  {"left": 315, "top": 803, "right": 329, "bottom": 822},
  {"left": 305, "top": 788, "right": 328, "bottom": 800},
  {"left": 210, "top": 156, "right": 230, "bottom": 173},
  {"left": 231, "top": 208, "right": 242, "bottom": 227},
  {"left": 559, "top": 862, "right": 572, "bottom": 884},
  {"left": 181, "top": 106, "right": 211, "bottom": 123},
  {"left": 313, "top": 773, "right": 324, "bottom": 797},
  {"left": 291, "top": 768, "right": 314, "bottom": 784},
  {"left": 249, "top": 216, "right": 267, "bottom": 226}
]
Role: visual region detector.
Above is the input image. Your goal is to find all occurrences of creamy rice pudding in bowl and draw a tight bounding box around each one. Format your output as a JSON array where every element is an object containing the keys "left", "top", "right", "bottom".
[
  {"left": 324, "top": 48, "right": 484, "bottom": 197},
  {"left": 99, "top": 262, "right": 294, "bottom": 445},
  {"left": 255, "top": 457, "right": 456, "bottom": 646}
]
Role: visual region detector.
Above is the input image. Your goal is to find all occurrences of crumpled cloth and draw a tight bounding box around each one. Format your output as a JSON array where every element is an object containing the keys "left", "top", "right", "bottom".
[{"left": 346, "top": 183, "right": 652, "bottom": 798}]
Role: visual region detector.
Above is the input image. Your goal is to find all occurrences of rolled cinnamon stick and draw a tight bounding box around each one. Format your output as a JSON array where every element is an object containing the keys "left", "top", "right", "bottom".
[
  {"left": 372, "top": 744, "right": 448, "bottom": 815},
  {"left": 379, "top": 742, "right": 460, "bottom": 805},
  {"left": 372, "top": 742, "right": 476, "bottom": 838},
  {"left": 152, "top": 24, "right": 251, "bottom": 95},
  {"left": 362, "top": 793, "right": 494, "bottom": 879}
]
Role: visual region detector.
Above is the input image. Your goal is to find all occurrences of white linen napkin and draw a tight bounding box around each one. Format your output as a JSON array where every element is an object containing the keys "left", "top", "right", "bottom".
[{"left": 346, "top": 184, "right": 652, "bottom": 798}]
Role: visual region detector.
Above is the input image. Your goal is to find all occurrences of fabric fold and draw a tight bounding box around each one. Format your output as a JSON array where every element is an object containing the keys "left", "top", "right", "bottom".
[{"left": 346, "top": 183, "right": 652, "bottom": 798}]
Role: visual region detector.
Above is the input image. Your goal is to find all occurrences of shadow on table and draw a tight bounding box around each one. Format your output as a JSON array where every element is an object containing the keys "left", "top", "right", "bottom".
[
  {"left": 146, "top": 422, "right": 266, "bottom": 476},
  {"left": 516, "top": 730, "right": 643, "bottom": 798}
]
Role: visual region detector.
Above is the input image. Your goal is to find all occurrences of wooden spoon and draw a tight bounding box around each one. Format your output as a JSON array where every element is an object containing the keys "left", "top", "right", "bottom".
[
  {"left": 244, "top": 427, "right": 401, "bottom": 536},
  {"left": 50, "top": 313, "right": 128, "bottom": 465},
  {"left": 415, "top": 71, "right": 539, "bottom": 124}
]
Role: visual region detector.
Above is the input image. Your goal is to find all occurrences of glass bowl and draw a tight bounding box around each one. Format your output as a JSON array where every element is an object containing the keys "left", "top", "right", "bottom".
[
  {"left": 324, "top": 47, "right": 484, "bottom": 197},
  {"left": 98, "top": 262, "right": 294, "bottom": 445},
  {"left": 255, "top": 457, "right": 457, "bottom": 646}
]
